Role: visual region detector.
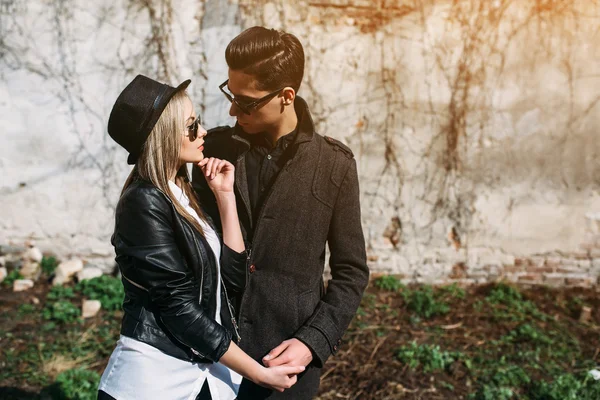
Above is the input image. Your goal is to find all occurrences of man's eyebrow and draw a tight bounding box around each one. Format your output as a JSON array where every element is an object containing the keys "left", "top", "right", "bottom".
[{"left": 227, "top": 86, "right": 257, "bottom": 102}]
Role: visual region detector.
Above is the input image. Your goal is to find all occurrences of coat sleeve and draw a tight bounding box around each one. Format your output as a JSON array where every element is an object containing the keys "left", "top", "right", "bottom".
[
  {"left": 294, "top": 158, "right": 369, "bottom": 367},
  {"left": 114, "top": 188, "right": 232, "bottom": 362}
]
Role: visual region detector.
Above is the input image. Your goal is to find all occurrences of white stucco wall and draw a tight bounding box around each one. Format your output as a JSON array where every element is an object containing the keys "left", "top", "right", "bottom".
[{"left": 1, "top": 0, "right": 599, "bottom": 284}]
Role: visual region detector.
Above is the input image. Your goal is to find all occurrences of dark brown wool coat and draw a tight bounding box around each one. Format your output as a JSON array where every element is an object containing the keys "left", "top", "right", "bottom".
[{"left": 192, "top": 97, "right": 369, "bottom": 399}]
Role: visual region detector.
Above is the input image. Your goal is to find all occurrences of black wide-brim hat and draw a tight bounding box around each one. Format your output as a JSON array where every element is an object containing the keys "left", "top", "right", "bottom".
[{"left": 108, "top": 75, "right": 191, "bottom": 164}]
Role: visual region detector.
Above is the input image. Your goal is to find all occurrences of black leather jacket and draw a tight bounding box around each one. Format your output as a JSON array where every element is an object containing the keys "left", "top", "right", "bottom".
[{"left": 111, "top": 179, "right": 247, "bottom": 363}]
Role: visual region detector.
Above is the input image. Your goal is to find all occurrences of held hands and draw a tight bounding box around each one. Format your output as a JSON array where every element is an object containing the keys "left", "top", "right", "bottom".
[
  {"left": 263, "top": 339, "right": 313, "bottom": 368},
  {"left": 254, "top": 339, "right": 313, "bottom": 392},
  {"left": 198, "top": 157, "right": 235, "bottom": 195},
  {"left": 256, "top": 364, "right": 305, "bottom": 393}
]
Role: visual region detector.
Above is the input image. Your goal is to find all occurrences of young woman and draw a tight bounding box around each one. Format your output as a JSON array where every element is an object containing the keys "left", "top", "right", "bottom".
[{"left": 97, "top": 75, "right": 303, "bottom": 400}]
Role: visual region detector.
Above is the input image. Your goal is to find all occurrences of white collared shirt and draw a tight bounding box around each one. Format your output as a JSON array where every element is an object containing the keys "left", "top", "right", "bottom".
[{"left": 98, "top": 181, "right": 242, "bottom": 400}]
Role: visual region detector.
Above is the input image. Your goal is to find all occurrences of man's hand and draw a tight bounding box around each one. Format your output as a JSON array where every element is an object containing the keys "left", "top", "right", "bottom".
[{"left": 263, "top": 339, "right": 313, "bottom": 368}]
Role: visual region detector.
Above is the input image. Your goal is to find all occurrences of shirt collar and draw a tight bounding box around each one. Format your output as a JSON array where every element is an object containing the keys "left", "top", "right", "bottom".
[{"left": 168, "top": 180, "right": 190, "bottom": 208}]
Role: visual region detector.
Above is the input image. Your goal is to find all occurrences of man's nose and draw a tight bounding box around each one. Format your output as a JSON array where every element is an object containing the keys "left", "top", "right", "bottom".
[{"left": 229, "top": 102, "right": 241, "bottom": 117}]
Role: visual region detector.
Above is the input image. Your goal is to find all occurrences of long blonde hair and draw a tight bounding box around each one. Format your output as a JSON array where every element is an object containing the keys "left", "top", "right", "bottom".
[{"left": 121, "top": 90, "right": 207, "bottom": 236}]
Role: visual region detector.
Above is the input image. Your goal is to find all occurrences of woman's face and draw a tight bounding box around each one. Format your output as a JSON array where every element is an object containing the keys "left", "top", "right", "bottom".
[{"left": 179, "top": 97, "right": 207, "bottom": 165}]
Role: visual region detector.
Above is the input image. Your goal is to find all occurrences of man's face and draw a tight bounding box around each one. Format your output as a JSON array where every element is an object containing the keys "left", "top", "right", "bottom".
[{"left": 226, "top": 69, "right": 284, "bottom": 134}]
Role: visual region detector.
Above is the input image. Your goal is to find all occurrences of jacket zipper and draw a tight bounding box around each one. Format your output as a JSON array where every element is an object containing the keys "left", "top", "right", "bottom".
[{"left": 221, "top": 276, "right": 242, "bottom": 342}]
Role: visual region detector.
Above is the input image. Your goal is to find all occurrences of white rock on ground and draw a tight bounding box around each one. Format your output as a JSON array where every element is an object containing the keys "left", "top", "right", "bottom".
[
  {"left": 0, "top": 267, "right": 7, "bottom": 283},
  {"left": 76, "top": 266, "right": 103, "bottom": 282},
  {"left": 579, "top": 306, "right": 593, "bottom": 323},
  {"left": 20, "top": 259, "right": 41, "bottom": 281},
  {"left": 13, "top": 279, "right": 34, "bottom": 292},
  {"left": 82, "top": 299, "right": 102, "bottom": 318},
  {"left": 23, "top": 247, "right": 43, "bottom": 263},
  {"left": 53, "top": 259, "right": 84, "bottom": 285}
]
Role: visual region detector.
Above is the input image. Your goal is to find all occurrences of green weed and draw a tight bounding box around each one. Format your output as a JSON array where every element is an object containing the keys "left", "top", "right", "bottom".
[
  {"left": 374, "top": 275, "right": 404, "bottom": 292},
  {"left": 396, "top": 341, "right": 466, "bottom": 373},
  {"left": 42, "top": 300, "right": 81, "bottom": 324},
  {"left": 405, "top": 286, "right": 449, "bottom": 318},
  {"left": 3, "top": 269, "right": 23, "bottom": 287},
  {"left": 41, "top": 256, "right": 59, "bottom": 276},
  {"left": 76, "top": 275, "right": 124, "bottom": 312},
  {"left": 528, "top": 372, "right": 600, "bottom": 400},
  {"left": 53, "top": 368, "right": 100, "bottom": 400}
]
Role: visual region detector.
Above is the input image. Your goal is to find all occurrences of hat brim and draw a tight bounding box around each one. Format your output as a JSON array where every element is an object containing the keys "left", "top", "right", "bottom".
[{"left": 127, "top": 79, "right": 192, "bottom": 165}]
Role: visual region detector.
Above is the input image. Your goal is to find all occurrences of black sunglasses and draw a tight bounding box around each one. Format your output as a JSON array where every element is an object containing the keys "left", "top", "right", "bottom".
[
  {"left": 186, "top": 116, "right": 202, "bottom": 141},
  {"left": 219, "top": 79, "right": 284, "bottom": 115}
]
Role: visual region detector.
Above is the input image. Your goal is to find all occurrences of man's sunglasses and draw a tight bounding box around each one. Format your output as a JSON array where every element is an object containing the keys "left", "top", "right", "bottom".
[
  {"left": 219, "top": 79, "right": 284, "bottom": 115},
  {"left": 186, "top": 116, "right": 202, "bottom": 141}
]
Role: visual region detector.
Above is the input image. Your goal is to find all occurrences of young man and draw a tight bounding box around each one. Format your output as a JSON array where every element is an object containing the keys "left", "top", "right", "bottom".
[{"left": 192, "top": 26, "right": 369, "bottom": 399}]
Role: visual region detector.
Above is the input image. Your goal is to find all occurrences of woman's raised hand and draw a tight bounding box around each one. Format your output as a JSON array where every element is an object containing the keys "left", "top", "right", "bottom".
[{"left": 198, "top": 157, "right": 235, "bottom": 194}]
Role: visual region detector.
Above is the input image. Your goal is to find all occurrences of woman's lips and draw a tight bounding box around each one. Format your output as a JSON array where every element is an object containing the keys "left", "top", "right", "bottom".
[{"left": 198, "top": 145, "right": 204, "bottom": 151}]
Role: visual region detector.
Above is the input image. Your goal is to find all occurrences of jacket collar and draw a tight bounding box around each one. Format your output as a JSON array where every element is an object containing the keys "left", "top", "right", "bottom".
[{"left": 167, "top": 180, "right": 190, "bottom": 208}]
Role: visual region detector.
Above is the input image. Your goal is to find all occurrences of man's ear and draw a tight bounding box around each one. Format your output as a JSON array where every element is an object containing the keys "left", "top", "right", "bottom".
[{"left": 282, "top": 87, "right": 296, "bottom": 106}]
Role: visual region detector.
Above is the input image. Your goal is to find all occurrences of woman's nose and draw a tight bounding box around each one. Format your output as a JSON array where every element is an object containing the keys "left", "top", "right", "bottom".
[{"left": 199, "top": 126, "right": 208, "bottom": 139}]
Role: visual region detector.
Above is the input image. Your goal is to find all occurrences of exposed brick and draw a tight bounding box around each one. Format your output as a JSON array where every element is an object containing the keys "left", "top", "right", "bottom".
[
  {"left": 518, "top": 273, "right": 542, "bottom": 282},
  {"left": 554, "top": 266, "right": 587, "bottom": 274},
  {"left": 530, "top": 257, "right": 546, "bottom": 267},
  {"left": 559, "top": 258, "right": 579, "bottom": 266},
  {"left": 449, "top": 262, "right": 467, "bottom": 279},
  {"left": 542, "top": 275, "right": 566, "bottom": 287},
  {"left": 576, "top": 259, "right": 592, "bottom": 269},
  {"left": 529, "top": 266, "right": 556, "bottom": 273},
  {"left": 501, "top": 265, "right": 525, "bottom": 273},
  {"left": 514, "top": 258, "right": 525, "bottom": 266},
  {"left": 565, "top": 277, "right": 595, "bottom": 287}
]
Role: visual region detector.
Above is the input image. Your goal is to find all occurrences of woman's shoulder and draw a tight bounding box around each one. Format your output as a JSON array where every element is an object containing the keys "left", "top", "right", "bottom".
[{"left": 118, "top": 180, "right": 171, "bottom": 213}]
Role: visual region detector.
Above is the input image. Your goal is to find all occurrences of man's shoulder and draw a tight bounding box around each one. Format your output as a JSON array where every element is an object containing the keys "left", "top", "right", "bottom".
[
  {"left": 204, "top": 125, "right": 239, "bottom": 160},
  {"left": 316, "top": 133, "right": 355, "bottom": 159},
  {"left": 206, "top": 125, "right": 235, "bottom": 142}
]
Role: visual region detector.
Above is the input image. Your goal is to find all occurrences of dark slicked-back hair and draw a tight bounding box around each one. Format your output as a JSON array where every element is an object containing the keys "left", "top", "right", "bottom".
[{"left": 225, "top": 26, "right": 305, "bottom": 93}]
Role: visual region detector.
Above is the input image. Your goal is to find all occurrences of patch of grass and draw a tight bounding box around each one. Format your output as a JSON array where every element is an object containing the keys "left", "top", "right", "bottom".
[
  {"left": 438, "top": 283, "right": 466, "bottom": 299},
  {"left": 528, "top": 372, "right": 600, "bottom": 400},
  {"left": 76, "top": 275, "right": 124, "bottom": 312},
  {"left": 502, "top": 324, "right": 554, "bottom": 346},
  {"left": 47, "top": 285, "right": 76, "bottom": 301},
  {"left": 18, "top": 303, "right": 37, "bottom": 316},
  {"left": 53, "top": 368, "right": 100, "bottom": 400},
  {"left": 373, "top": 275, "right": 404, "bottom": 292},
  {"left": 2, "top": 269, "right": 23, "bottom": 287},
  {"left": 396, "top": 341, "right": 467, "bottom": 373},
  {"left": 42, "top": 300, "right": 81, "bottom": 324},
  {"left": 404, "top": 286, "right": 449, "bottom": 318},
  {"left": 41, "top": 256, "right": 59, "bottom": 276},
  {"left": 470, "top": 385, "right": 515, "bottom": 400},
  {"left": 486, "top": 283, "right": 547, "bottom": 322}
]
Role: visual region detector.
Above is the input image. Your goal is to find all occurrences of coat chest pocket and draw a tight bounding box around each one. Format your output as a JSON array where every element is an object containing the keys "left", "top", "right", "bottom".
[{"left": 312, "top": 147, "right": 347, "bottom": 208}]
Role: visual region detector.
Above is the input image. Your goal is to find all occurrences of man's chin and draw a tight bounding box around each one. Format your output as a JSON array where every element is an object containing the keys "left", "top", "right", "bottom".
[{"left": 238, "top": 123, "right": 261, "bottom": 134}]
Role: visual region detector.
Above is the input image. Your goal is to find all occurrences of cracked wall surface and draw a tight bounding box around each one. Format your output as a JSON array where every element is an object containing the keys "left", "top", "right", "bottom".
[{"left": 1, "top": 0, "right": 600, "bottom": 285}]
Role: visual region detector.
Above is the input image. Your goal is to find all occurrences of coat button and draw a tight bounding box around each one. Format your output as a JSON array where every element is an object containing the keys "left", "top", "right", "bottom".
[{"left": 249, "top": 264, "right": 256, "bottom": 273}]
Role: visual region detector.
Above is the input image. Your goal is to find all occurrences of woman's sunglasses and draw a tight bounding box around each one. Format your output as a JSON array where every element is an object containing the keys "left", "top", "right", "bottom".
[{"left": 186, "top": 117, "right": 202, "bottom": 141}]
